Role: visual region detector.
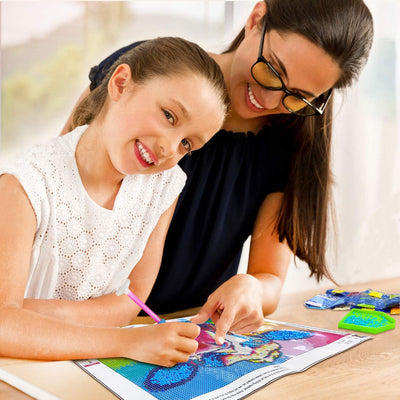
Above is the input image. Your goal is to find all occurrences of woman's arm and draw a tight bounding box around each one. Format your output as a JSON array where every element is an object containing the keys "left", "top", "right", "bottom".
[
  {"left": 0, "top": 177, "right": 198, "bottom": 365},
  {"left": 23, "top": 198, "right": 178, "bottom": 327},
  {"left": 192, "top": 192, "right": 292, "bottom": 344},
  {"left": 247, "top": 192, "right": 292, "bottom": 314}
]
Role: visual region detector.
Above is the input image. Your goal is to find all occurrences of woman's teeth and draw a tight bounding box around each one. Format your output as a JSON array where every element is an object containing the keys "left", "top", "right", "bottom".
[
  {"left": 137, "top": 141, "right": 153, "bottom": 165},
  {"left": 247, "top": 84, "right": 264, "bottom": 109}
]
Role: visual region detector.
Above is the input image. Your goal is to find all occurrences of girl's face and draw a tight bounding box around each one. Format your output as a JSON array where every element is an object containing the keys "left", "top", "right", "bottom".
[
  {"left": 102, "top": 68, "right": 225, "bottom": 177},
  {"left": 227, "top": 5, "right": 341, "bottom": 122}
]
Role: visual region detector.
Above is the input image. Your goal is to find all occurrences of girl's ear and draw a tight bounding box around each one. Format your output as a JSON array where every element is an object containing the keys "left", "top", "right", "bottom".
[
  {"left": 108, "top": 64, "right": 132, "bottom": 101},
  {"left": 245, "top": 1, "right": 267, "bottom": 35}
]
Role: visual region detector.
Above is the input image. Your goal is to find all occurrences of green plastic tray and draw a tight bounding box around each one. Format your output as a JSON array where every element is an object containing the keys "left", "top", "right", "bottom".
[{"left": 338, "top": 308, "right": 396, "bottom": 334}]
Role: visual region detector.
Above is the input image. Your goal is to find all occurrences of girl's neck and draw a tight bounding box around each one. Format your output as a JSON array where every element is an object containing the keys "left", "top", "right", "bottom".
[{"left": 75, "top": 124, "right": 124, "bottom": 210}]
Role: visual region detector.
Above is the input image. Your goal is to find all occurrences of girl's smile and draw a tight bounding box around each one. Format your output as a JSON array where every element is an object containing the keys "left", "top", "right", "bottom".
[
  {"left": 135, "top": 140, "right": 159, "bottom": 168},
  {"left": 76, "top": 70, "right": 226, "bottom": 192}
]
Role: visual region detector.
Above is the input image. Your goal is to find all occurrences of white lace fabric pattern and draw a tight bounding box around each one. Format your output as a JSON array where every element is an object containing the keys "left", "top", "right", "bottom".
[{"left": 0, "top": 125, "right": 186, "bottom": 300}]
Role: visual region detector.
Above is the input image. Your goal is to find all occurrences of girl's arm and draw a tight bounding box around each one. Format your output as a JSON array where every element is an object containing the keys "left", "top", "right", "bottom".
[
  {"left": 23, "top": 198, "right": 179, "bottom": 327},
  {"left": 192, "top": 192, "right": 292, "bottom": 344},
  {"left": 0, "top": 175, "right": 198, "bottom": 365}
]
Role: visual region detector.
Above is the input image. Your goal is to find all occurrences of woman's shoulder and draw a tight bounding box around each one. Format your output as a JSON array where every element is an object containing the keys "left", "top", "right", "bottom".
[
  {"left": 178, "top": 124, "right": 292, "bottom": 194},
  {"left": 198, "top": 124, "right": 292, "bottom": 157}
]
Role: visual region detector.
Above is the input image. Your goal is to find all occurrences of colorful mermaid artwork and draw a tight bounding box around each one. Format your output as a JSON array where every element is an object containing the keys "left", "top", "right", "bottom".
[{"left": 76, "top": 319, "right": 370, "bottom": 400}]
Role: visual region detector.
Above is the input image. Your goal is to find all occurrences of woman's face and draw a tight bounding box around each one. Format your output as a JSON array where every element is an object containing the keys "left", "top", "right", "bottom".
[{"left": 227, "top": 12, "right": 341, "bottom": 121}]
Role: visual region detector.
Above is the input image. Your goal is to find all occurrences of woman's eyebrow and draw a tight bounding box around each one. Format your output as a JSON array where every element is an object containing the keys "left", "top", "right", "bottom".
[{"left": 271, "top": 51, "right": 316, "bottom": 98}]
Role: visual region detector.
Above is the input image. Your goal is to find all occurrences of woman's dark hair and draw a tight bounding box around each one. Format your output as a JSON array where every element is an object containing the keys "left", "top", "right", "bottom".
[
  {"left": 73, "top": 37, "right": 229, "bottom": 128},
  {"left": 225, "top": 0, "right": 373, "bottom": 281}
]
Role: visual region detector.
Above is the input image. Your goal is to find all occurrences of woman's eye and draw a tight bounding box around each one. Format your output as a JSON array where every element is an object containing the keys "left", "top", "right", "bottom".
[
  {"left": 181, "top": 138, "right": 192, "bottom": 154},
  {"left": 163, "top": 109, "right": 175, "bottom": 124}
]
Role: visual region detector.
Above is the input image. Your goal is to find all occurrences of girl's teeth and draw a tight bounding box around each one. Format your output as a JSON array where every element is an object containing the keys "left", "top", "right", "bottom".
[
  {"left": 247, "top": 84, "right": 264, "bottom": 109},
  {"left": 137, "top": 141, "right": 153, "bottom": 165}
]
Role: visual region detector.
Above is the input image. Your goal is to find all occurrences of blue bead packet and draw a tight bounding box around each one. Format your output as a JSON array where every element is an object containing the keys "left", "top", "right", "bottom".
[
  {"left": 305, "top": 288, "right": 400, "bottom": 313},
  {"left": 304, "top": 293, "right": 347, "bottom": 309}
]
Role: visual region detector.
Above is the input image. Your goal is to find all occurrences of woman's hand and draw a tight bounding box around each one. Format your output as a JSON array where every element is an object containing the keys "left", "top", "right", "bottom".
[
  {"left": 192, "top": 193, "right": 292, "bottom": 346},
  {"left": 124, "top": 322, "right": 200, "bottom": 367},
  {"left": 191, "top": 274, "right": 265, "bottom": 345}
]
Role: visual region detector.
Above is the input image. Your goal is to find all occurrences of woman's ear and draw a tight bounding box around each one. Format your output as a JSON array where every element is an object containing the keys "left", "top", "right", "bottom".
[
  {"left": 245, "top": 1, "right": 267, "bottom": 34},
  {"left": 108, "top": 64, "right": 132, "bottom": 101}
]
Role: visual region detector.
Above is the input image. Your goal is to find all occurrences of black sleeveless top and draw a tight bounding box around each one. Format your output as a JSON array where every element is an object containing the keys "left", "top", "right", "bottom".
[{"left": 90, "top": 42, "right": 292, "bottom": 313}]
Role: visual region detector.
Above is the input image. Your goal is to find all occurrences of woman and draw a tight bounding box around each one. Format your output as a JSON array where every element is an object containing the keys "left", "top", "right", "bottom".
[{"left": 61, "top": 0, "right": 374, "bottom": 345}]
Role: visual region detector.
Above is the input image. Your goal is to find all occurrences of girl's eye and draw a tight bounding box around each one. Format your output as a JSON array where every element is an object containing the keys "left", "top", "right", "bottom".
[
  {"left": 181, "top": 138, "right": 192, "bottom": 154},
  {"left": 163, "top": 109, "right": 175, "bottom": 124}
]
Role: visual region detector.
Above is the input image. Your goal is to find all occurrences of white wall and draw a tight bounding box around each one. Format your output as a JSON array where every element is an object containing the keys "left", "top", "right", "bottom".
[{"left": 2, "top": 1, "right": 399, "bottom": 293}]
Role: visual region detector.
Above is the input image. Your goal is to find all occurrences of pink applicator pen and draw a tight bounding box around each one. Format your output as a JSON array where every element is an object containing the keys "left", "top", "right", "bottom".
[{"left": 116, "top": 279, "right": 165, "bottom": 323}]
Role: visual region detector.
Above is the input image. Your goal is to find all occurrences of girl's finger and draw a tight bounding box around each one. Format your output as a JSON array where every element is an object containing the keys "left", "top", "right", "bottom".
[
  {"left": 175, "top": 322, "right": 201, "bottom": 337},
  {"left": 176, "top": 336, "right": 199, "bottom": 355}
]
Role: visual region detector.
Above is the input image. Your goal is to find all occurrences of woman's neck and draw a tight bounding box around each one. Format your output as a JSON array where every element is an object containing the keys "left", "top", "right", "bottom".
[{"left": 222, "top": 111, "right": 266, "bottom": 133}]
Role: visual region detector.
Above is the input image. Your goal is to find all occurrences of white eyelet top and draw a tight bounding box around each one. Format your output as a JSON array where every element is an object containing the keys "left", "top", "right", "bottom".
[{"left": 0, "top": 125, "right": 186, "bottom": 300}]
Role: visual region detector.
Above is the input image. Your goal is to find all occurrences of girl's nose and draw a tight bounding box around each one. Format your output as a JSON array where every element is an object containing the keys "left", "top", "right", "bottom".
[{"left": 159, "top": 139, "right": 179, "bottom": 159}]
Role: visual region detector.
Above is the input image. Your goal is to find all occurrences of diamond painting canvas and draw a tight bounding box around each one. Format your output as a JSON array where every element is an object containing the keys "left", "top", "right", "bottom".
[{"left": 75, "top": 319, "right": 370, "bottom": 400}]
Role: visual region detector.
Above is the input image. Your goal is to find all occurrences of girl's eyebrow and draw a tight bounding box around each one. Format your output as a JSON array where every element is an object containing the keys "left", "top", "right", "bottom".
[
  {"left": 197, "top": 137, "right": 207, "bottom": 146},
  {"left": 270, "top": 51, "right": 316, "bottom": 98},
  {"left": 169, "top": 98, "right": 189, "bottom": 119}
]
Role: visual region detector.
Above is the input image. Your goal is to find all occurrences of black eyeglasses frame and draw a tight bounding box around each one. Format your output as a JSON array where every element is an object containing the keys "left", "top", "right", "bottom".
[{"left": 251, "top": 16, "right": 332, "bottom": 117}]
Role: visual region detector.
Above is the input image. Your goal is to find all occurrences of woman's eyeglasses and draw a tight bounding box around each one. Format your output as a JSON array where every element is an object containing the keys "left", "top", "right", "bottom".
[{"left": 250, "top": 16, "right": 332, "bottom": 117}]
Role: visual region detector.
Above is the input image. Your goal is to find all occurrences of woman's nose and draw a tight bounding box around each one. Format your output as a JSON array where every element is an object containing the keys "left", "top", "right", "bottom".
[{"left": 262, "top": 90, "right": 284, "bottom": 110}]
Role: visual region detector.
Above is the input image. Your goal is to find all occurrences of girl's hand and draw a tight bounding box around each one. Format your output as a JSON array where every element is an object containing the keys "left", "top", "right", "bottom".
[
  {"left": 125, "top": 322, "right": 200, "bottom": 367},
  {"left": 191, "top": 274, "right": 264, "bottom": 345}
]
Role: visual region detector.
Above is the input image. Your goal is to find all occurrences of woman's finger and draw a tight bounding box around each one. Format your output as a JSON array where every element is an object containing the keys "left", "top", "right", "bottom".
[{"left": 214, "top": 307, "right": 237, "bottom": 345}]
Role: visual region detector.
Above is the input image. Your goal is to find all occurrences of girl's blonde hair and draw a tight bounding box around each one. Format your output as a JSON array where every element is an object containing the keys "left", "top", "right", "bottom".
[{"left": 73, "top": 37, "right": 229, "bottom": 128}]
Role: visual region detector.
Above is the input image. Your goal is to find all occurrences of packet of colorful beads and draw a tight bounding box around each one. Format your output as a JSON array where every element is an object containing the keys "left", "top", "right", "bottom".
[
  {"left": 305, "top": 289, "right": 400, "bottom": 314},
  {"left": 304, "top": 293, "right": 348, "bottom": 310}
]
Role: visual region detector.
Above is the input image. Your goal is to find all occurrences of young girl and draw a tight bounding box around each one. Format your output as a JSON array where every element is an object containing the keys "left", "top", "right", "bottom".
[
  {"left": 0, "top": 37, "right": 229, "bottom": 366},
  {"left": 62, "top": 0, "right": 374, "bottom": 346}
]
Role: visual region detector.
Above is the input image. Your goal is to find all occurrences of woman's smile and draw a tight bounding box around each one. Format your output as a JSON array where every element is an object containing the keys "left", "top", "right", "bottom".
[{"left": 246, "top": 84, "right": 265, "bottom": 111}]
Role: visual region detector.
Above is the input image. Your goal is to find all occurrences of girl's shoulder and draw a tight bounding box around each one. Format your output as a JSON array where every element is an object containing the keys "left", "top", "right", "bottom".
[
  {"left": 0, "top": 126, "right": 87, "bottom": 223},
  {"left": 124, "top": 164, "right": 186, "bottom": 201},
  {"left": 3, "top": 125, "right": 86, "bottom": 169},
  {"left": 158, "top": 164, "right": 187, "bottom": 187}
]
